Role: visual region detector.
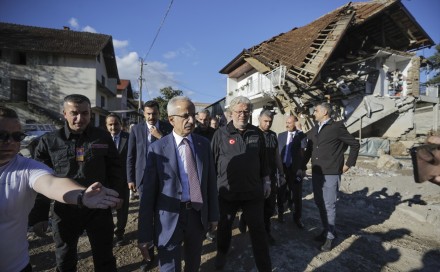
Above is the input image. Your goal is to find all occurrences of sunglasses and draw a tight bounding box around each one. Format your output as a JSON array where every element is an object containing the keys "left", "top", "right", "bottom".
[{"left": 0, "top": 131, "right": 27, "bottom": 142}]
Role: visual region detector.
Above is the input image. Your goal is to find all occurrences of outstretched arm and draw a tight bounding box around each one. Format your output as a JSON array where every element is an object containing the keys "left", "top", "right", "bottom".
[{"left": 33, "top": 175, "right": 120, "bottom": 209}]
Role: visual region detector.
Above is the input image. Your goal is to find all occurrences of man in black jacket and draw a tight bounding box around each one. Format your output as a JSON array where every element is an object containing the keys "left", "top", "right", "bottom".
[
  {"left": 34, "top": 94, "right": 124, "bottom": 272},
  {"left": 211, "top": 96, "right": 272, "bottom": 271},
  {"left": 303, "top": 102, "right": 360, "bottom": 252}
]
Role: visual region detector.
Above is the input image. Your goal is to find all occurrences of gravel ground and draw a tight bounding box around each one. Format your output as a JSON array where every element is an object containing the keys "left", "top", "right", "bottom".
[{"left": 28, "top": 156, "right": 440, "bottom": 272}]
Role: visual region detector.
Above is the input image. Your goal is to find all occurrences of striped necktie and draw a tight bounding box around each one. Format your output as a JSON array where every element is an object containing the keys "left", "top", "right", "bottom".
[{"left": 182, "top": 138, "right": 203, "bottom": 210}]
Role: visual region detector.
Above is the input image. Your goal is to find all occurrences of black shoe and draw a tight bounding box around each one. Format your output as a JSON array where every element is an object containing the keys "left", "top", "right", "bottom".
[
  {"left": 294, "top": 219, "right": 305, "bottom": 229},
  {"left": 114, "top": 236, "right": 127, "bottom": 247},
  {"left": 215, "top": 252, "right": 227, "bottom": 270},
  {"left": 320, "top": 238, "right": 333, "bottom": 252},
  {"left": 314, "top": 232, "right": 327, "bottom": 242},
  {"left": 140, "top": 247, "right": 155, "bottom": 271},
  {"left": 238, "top": 215, "right": 247, "bottom": 234}
]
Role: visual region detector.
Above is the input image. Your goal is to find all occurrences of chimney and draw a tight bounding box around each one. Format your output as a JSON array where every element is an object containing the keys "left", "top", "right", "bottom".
[{"left": 63, "top": 26, "right": 70, "bottom": 30}]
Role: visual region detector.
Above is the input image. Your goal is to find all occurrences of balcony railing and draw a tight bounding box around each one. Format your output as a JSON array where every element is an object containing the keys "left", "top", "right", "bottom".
[{"left": 228, "top": 65, "right": 286, "bottom": 99}]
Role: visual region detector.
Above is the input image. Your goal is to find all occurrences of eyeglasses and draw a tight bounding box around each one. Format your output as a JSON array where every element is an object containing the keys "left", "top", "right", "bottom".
[
  {"left": 0, "top": 131, "right": 27, "bottom": 142},
  {"left": 233, "top": 110, "right": 250, "bottom": 116},
  {"left": 170, "top": 113, "right": 195, "bottom": 120}
]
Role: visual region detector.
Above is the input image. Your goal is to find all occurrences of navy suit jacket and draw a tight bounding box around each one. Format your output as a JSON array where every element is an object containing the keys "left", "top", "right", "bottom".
[
  {"left": 127, "top": 121, "right": 173, "bottom": 188},
  {"left": 278, "top": 130, "right": 306, "bottom": 171},
  {"left": 117, "top": 131, "right": 129, "bottom": 183},
  {"left": 138, "top": 133, "right": 219, "bottom": 246}
]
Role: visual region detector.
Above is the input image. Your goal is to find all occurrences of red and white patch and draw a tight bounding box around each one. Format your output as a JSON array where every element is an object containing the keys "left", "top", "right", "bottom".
[{"left": 229, "top": 138, "right": 235, "bottom": 145}]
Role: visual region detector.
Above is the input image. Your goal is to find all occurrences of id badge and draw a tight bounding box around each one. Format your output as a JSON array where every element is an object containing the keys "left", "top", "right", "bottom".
[{"left": 76, "top": 147, "right": 85, "bottom": 162}]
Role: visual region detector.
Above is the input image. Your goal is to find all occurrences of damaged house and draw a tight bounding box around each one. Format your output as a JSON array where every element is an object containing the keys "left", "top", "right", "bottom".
[{"left": 219, "top": 0, "right": 434, "bottom": 144}]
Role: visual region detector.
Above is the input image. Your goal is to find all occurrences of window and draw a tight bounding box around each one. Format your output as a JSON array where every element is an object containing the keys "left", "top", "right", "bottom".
[
  {"left": 97, "top": 54, "right": 101, "bottom": 63},
  {"left": 101, "top": 95, "right": 106, "bottom": 108},
  {"left": 11, "top": 52, "right": 27, "bottom": 65},
  {"left": 10, "top": 79, "right": 28, "bottom": 101},
  {"left": 101, "top": 75, "right": 105, "bottom": 86}
]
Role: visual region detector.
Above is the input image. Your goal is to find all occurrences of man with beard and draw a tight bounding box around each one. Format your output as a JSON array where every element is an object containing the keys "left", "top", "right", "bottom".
[
  {"left": 211, "top": 96, "right": 272, "bottom": 271},
  {"left": 194, "top": 109, "right": 216, "bottom": 141}
]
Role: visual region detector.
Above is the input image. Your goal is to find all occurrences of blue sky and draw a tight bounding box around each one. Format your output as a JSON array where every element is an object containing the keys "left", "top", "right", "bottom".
[{"left": 1, "top": 0, "right": 438, "bottom": 104}]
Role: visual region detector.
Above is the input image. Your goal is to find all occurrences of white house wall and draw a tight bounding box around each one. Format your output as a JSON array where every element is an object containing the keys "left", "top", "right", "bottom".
[{"left": 0, "top": 51, "right": 97, "bottom": 113}]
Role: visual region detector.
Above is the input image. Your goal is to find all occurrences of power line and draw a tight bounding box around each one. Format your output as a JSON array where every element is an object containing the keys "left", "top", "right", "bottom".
[
  {"left": 143, "top": 68, "right": 223, "bottom": 100},
  {"left": 142, "top": 0, "right": 174, "bottom": 61}
]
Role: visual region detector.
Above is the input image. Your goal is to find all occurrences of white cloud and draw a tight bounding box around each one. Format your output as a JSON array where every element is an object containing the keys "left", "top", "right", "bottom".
[
  {"left": 113, "top": 39, "right": 129, "bottom": 49},
  {"left": 68, "top": 18, "right": 79, "bottom": 29},
  {"left": 82, "top": 25, "right": 97, "bottom": 33},
  {"left": 163, "top": 51, "right": 178, "bottom": 59},
  {"left": 163, "top": 43, "right": 197, "bottom": 60},
  {"left": 116, "top": 52, "right": 178, "bottom": 100}
]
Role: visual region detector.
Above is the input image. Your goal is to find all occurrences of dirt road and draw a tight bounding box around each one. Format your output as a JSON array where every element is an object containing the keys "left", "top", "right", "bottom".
[{"left": 28, "top": 157, "right": 440, "bottom": 271}]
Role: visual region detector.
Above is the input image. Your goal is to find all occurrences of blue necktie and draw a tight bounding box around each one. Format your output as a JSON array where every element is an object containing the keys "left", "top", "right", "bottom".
[
  {"left": 113, "top": 136, "right": 119, "bottom": 149},
  {"left": 285, "top": 133, "right": 293, "bottom": 167}
]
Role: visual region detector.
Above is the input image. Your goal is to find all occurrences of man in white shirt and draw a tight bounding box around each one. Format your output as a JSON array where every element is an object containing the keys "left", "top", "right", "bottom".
[{"left": 0, "top": 106, "right": 120, "bottom": 272}]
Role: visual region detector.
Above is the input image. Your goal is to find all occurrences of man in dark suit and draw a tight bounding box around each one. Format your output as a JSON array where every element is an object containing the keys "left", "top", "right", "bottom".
[
  {"left": 106, "top": 113, "right": 130, "bottom": 247},
  {"left": 127, "top": 100, "right": 173, "bottom": 199},
  {"left": 138, "top": 96, "right": 219, "bottom": 271},
  {"left": 194, "top": 109, "right": 216, "bottom": 141},
  {"left": 278, "top": 115, "right": 307, "bottom": 228},
  {"left": 303, "top": 102, "right": 360, "bottom": 251}
]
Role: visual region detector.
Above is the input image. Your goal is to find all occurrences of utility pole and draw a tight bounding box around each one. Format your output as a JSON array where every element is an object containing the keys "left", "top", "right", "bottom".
[{"left": 138, "top": 58, "right": 146, "bottom": 123}]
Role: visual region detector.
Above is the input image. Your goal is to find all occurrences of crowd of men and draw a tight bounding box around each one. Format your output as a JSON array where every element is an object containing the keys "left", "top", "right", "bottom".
[{"left": 14, "top": 92, "right": 440, "bottom": 271}]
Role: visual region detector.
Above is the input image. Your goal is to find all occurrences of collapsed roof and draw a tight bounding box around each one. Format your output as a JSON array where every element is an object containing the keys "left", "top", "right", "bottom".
[{"left": 220, "top": 0, "right": 435, "bottom": 139}]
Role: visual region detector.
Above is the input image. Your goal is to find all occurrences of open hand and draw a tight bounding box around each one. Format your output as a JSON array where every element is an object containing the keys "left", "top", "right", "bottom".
[{"left": 83, "top": 182, "right": 121, "bottom": 209}]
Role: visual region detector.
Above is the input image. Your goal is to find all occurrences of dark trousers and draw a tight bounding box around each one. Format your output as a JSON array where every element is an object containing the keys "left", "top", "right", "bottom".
[
  {"left": 217, "top": 196, "right": 272, "bottom": 272},
  {"left": 114, "top": 185, "right": 130, "bottom": 238},
  {"left": 157, "top": 206, "right": 205, "bottom": 272},
  {"left": 278, "top": 165, "right": 303, "bottom": 220},
  {"left": 20, "top": 263, "right": 32, "bottom": 272},
  {"left": 264, "top": 181, "right": 277, "bottom": 233},
  {"left": 52, "top": 203, "right": 116, "bottom": 272}
]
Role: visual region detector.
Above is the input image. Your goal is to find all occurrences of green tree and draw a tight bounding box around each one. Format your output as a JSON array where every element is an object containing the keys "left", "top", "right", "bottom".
[
  {"left": 152, "top": 86, "right": 183, "bottom": 120},
  {"left": 422, "top": 43, "right": 440, "bottom": 85}
]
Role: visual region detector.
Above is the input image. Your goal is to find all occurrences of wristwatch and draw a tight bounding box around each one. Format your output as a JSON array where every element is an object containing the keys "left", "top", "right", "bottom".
[{"left": 77, "top": 189, "right": 86, "bottom": 208}]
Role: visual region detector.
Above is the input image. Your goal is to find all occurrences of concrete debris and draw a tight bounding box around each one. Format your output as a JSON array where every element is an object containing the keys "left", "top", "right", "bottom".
[{"left": 376, "top": 154, "right": 403, "bottom": 170}]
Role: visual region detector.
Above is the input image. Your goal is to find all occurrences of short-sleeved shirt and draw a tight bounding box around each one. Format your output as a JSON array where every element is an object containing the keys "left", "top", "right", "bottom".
[{"left": 0, "top": 155, "right": 53, "bottom": 272}]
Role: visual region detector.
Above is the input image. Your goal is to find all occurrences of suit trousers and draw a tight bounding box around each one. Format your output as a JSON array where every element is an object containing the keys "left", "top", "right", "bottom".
[
  {"left": 157, "top": 206, "right": 205, "bottom": 272},
  {"left": 52, "top": 203, "right": 116, "bottom": 272},
  {"left": 278, "top": 165, "right": 303, "bottom": 220},
  {"left": 217, "top": 196, "right": 272, "bottom": 272},
  {"left": 312, "top": 173, "right": 340, "bottom": 240},
  {"left": 114, "top": 185, "right": 130, "bottom": 238}
]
